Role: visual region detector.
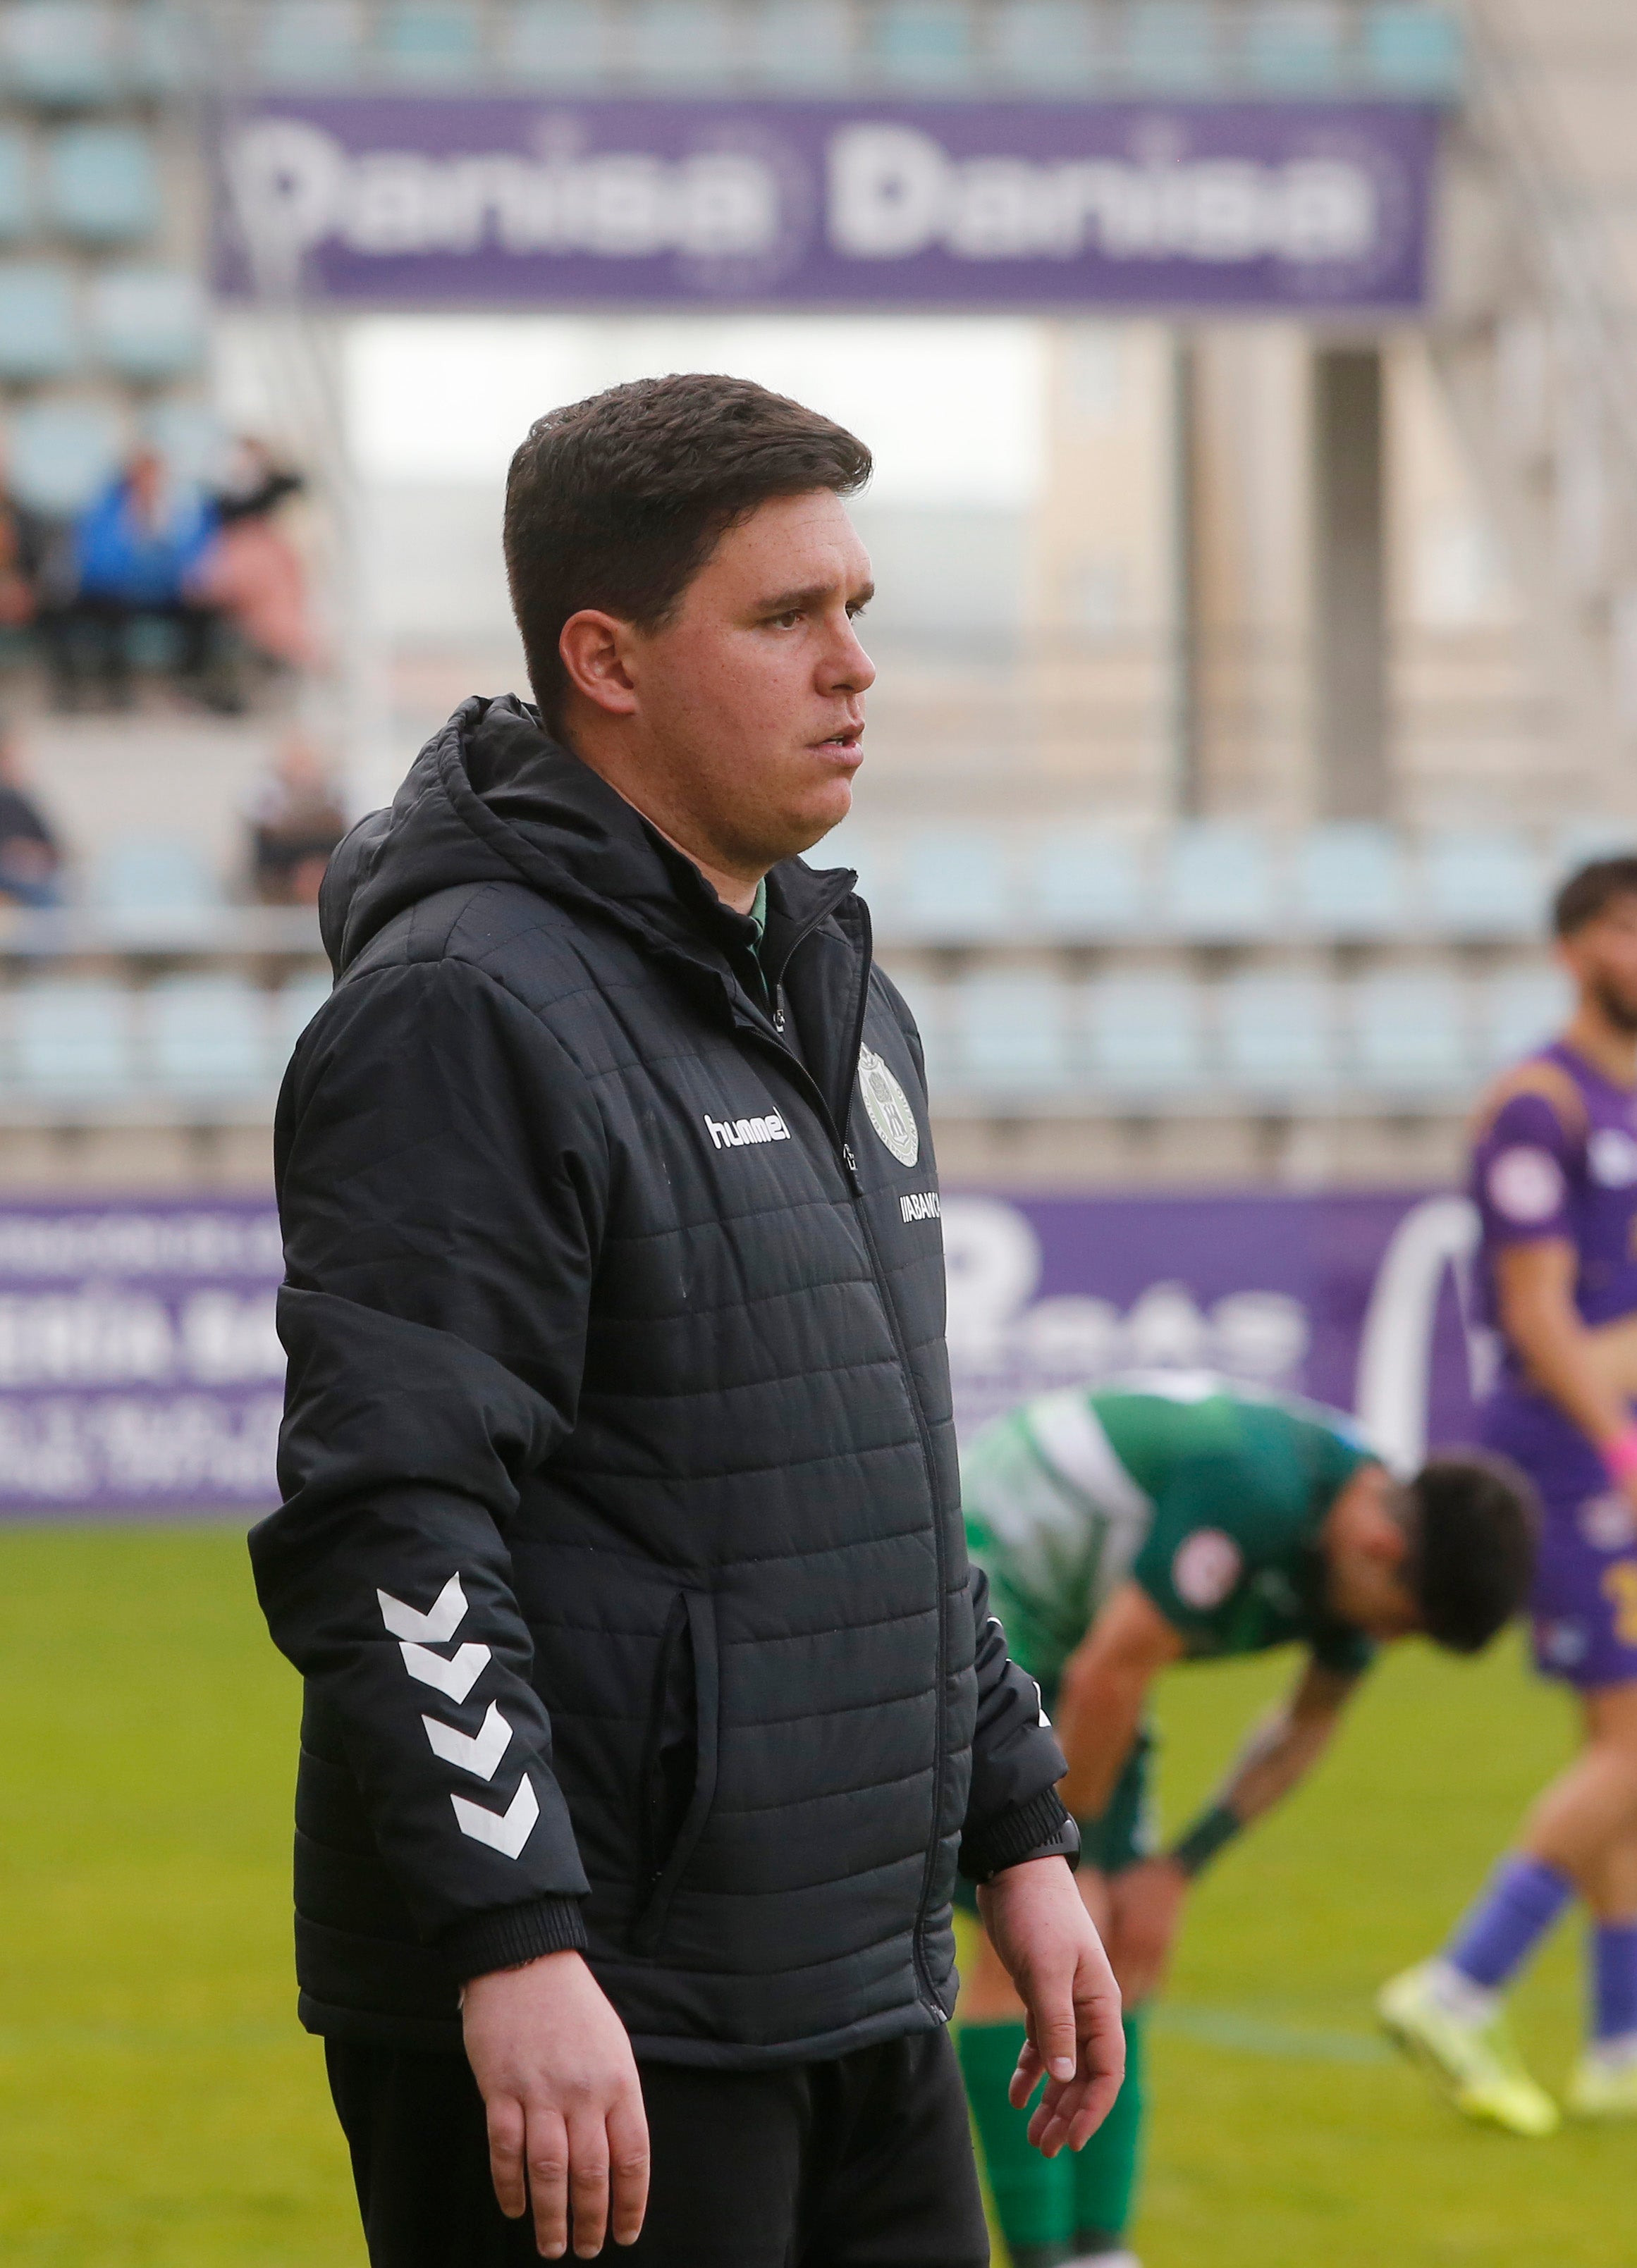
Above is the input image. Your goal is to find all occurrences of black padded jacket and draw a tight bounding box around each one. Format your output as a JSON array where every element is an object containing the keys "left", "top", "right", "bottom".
[{"left": 250, "top": 695, "right": 1074, "bottom": 2064}]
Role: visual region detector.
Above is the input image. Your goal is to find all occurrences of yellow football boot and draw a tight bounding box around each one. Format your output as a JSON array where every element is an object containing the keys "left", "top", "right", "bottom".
[{"left": 1378, "top": 1961, "right": 1560, "bottom": 2138}]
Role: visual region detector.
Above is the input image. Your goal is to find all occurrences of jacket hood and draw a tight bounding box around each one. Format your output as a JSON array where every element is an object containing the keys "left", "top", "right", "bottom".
[{"left": 319, "top": 694, "right": 858, "bottom": 981}]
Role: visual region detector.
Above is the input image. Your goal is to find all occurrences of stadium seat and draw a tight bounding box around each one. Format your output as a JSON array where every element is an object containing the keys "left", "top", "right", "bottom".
[
  {"left": 628, "top": 0, "right": 738, "bottom": 82},
  {"left": 6, "top": 400, "right": 123, "bottom": 516},
  {"left": 1552, "top": 818, "right": 1637, "bottom": 881},
  {"left": 1084, "top": 973, "right": 1208, "bottom": 1094},
  {"left": 896, "top": 829, "right": 1011, "bottom": 942},
  {"left": 90, "top": 835, "right": 221, "bottom": 946},
  {"left": 1121, "top": 1, "right": 1218, "bottom": 87},
  {"left": 271, "top": 971, "right": 334, "bottom": 1071},
  {"left": 1292, "top": 822, "right": 1408, "bottom": 939},
  {"left": 750, "top": 0, "right": 852, "bottom": 84},
  {"left": 255, "top": 0, "right": 367, "bottom": 82},
  {"left": 1363, "top": 2, "right": 1463, "bottom": 95},
  {"left": 871, "top": 0, "right": 974, "bottom": 86},
  {"left": 144, "top": 399, "right": 228, "bottom": 488},
  {"left": 44, "top": 126, "right": 161, "bottom": 245},
  {"left": 992, "top": 0, "right": 1101, "bottom": 87},
  {"left": 0, "top": 131, "right": 35, "bottom": 244},
  {"left": 0, "top": 264, "right": 79, "bottom": 383},
  {"left": 379, "top": 1, "right": 484, "bottom": 79},
  {"left": 1218, "top": 973, "right": 1340, "bottom": 1095},
  {"left": 11, "top": 982, "right": 136, "bottom": 1099},
  {"left": 0, "top": 1, "right": 124, "bottom": 106},
  {"left": 129, "top": 3, "right": 193, "bottom": 94},
  {"left": 1420, "top": 828, "right": 1544, "bottom": 939},
  {"left": 502, "top": 0, "right": 608, "bottom": 81},
  {"left": 1243, "top": 0, "right": 1344, "bottom": 87},
  {"left": 809, "top": 820, "right": 893, "bottom": 912},
  {"left": 1347, "top": 969, "right": 1471, "bottom": 1095},
  {"left": 884, "top": 972, "right": 953, "bottom": 1091},
  {"left": 1033, "top": 828, "right": 1147, "bottom": 941},
  {"left": 1160, "top": 821, "right": 1278, "bottom": 940},
  {"left": 1478, "top": 966, "right": 1573, "bottom": 1073},
  {"left": 144, "top": 977, "right": 269, "bottom": 1099},
  {"left": 87, "top": 268, "right": 207, "bottom": 381},
  {"left": 953, "top": 974, "right": 1074, "bottom": 1096}
]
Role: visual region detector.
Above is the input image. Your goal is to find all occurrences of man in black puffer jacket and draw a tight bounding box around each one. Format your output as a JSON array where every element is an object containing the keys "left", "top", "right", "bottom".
[{"left": 251, "top": 374, "right": 1122, "bottom": 2267}]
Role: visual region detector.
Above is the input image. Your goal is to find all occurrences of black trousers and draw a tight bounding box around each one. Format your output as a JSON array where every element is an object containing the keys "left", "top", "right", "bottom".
[{"left": 326, "top": 2029, "right": 989, "bottom": 2268}]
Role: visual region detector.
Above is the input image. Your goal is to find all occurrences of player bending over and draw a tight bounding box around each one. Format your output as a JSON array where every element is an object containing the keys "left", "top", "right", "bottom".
[
  {"left": 1381, "top": 854, "right": 1637, "bottom": 2135},
  {"left": 956, "top": 1373, "right": 1535, "bottom": 2268}
]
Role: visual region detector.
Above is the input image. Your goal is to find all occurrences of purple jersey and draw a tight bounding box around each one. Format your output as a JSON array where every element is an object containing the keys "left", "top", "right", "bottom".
[{"left": 1470, "top": 1040, "right": 1637, "bottom": 1687}]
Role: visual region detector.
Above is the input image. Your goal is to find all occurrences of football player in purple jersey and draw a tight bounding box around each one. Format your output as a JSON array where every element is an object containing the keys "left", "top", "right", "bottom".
[{"left": 1381, "top": 856, "right": 1637, "bottom": 2132}]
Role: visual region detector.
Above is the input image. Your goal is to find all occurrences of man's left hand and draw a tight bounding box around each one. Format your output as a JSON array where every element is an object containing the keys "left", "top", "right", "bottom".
[
  {"left": 976, "top": 1855, "right": 1125, "bottom": 2157},
  {"left": 1104, "top": 1855, "right": 1188, "bottom": 2007}
]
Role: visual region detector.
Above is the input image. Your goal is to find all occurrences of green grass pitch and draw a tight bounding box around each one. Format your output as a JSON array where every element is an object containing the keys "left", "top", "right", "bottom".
[{"left": 2, "top": 1524, "right": 1634, "bottom": 2266}]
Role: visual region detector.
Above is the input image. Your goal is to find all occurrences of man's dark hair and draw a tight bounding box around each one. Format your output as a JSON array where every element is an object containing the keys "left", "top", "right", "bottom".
[
  {"left": 1404, "top": 1453, "right": 1540, "bottom": 1653},
  {"left": 503, "top": 372, "right": 873, "bottom": 732},
  {"left": 1553, "top": 855, "right": 1637, "bottom": 937}
]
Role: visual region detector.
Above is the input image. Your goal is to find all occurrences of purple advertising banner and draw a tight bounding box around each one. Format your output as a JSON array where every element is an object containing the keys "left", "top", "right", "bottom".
[
  {"left": 0, "top": 1189, "right": 1482, "bottom": 1516},
  {"left": 216, "top": 96, "right": 1440, "bottom": 313}
]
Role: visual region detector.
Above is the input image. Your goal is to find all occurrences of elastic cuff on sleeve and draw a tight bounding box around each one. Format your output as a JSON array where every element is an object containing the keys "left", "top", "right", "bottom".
[
  {"left": 959, "top": 1786, "right": 1079, "bottom": 1884},
  {"left": 440, "top": 1894, "right": 589, "bottom": 1983}
]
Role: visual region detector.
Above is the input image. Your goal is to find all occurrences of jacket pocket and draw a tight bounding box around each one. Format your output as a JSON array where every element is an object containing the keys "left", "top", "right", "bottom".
[{"left": 629, "top": 1588, "right": 718, "bottom": 1955}]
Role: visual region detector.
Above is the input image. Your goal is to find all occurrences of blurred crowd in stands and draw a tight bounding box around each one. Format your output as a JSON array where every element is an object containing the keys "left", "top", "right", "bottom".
[{"left": 0, "top": 431, "right": 314, "bottom": 714}]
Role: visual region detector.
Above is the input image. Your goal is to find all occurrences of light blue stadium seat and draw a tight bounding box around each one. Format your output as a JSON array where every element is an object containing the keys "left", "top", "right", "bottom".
[
  {"left": 1364, "top": 2, "right": 1462, "bottom": 94},
  {"left": 1347, "top": 969, "right": 1471, "bottom": 1093},
  {"left": 955, "top": 975, "right": 1074, "bottom": 1096},
  {"left": 380, "top": 1, "right": 484, "bottom": 79},
  {"left": 897, "top": 829, "right": 1010, "bottom": 942},
  {"left": 88, "top": 268, "right": 207, "bottom": 381},
  {"left": 1122, "top": 1, "right": 1217, "bottom": 87},
  {"left": 1, "top": 2, "right": 123, "bottom": 106},
  {"left": 255, "top": 0, "right": 367, "bottom": 82},
  {"left": 0, "top": 132, "right": 35, "bottom": 243},
  {"left": 872, "top": 0, "right": 974, "bottom": 86},
  {"left": 44, "top": 126, "right": 161, "bottom": 245},
  {"left": 883, "top": 971, "right": 953, "bottom": 1091},
  {"left": 144, "top": 400, "right": 229, "bottom": 488},
  {"left": 0, "top": 264, "right": 79, "bottom": 383},
  {"left": 751, "top": 0, "right": 852, "bottom": 84},
  {"left": 1034, "top": 829, "right": 1147, "bottom": 940},
  {"left": 1292, "top": 822, "right": 1408, "bottom": 938},
  {"left": 1420, "top": 828, "right": 1544, "bottom": 939},
  {"left": 271, "top": 971, "right": 333, "bottom": 1072},
  {"left": 11, "top": 983, "right": 135, "bottom": 1099},
  {"left": 1219, "top": 973, "right": 1339, "bottom": 1094},
  {"left": 145, "top": 978, "right": 269, "bottom": 1098},
  {"left": 1478, "top": 966, "right": 1573, "bottom": 1073},
  {"left": 1085, "top": 974, "right": 1208, "bottom": 1093},
  {"left": 91, "top": 837, "right": 221, "bottom": 941},
  {"left": 1161, "top": 821, "right": 1278, "bottom": 939},
  {"left": 629, "top": 0, "right": 738, "bottom": 81},
  {"left": 502, "top": 0, "right": 608, "bottom": 81},
  {"left": 6, "top": 400, "right": 123, "bottom": 516},
  {"left": 992, "top": 0, "right": 1100, "bottom": 87},
  {"left": 1552, "top": 819, "right": 1637, "bottom": 882},
  {"left": 130, "top": 4, "right": 193, "bottom": 93},
  {"left": 1244, "top": 0, "right": 1344, "bottom": 87}
]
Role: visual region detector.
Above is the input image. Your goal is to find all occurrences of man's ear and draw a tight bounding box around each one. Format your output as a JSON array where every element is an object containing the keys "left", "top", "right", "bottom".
[{"left": 559, "top": 609, "right": 639, "bottom": 717}]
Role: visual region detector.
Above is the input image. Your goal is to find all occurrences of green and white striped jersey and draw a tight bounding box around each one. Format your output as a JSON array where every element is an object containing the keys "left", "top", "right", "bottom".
[{"left": 962, "top": 1372, "right": 1380, "bottom": 1694}]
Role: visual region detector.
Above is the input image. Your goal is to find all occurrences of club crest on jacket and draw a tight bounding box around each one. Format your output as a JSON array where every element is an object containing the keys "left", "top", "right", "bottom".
[{"left": 859, "top": 1044, "right": 919, "bottom": 1168}]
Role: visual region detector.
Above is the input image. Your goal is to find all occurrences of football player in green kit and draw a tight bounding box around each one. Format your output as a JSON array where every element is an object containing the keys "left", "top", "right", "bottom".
[{"left": 955, "top": 1373, "right": 1538, "bottom": 2268}]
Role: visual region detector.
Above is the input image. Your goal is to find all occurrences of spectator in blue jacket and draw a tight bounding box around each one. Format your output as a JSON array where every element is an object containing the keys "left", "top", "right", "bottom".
[{"left": 54, "top": 449, "right": 228, "bottom": 710}]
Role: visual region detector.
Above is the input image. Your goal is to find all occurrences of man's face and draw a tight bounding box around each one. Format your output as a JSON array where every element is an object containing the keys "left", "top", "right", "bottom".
[
  {"left": 618, "top": 489, "right": 875, "bottom": 873},
  {"left": 1561, "top": 896, "right": 1637, "bottom": 1034}
]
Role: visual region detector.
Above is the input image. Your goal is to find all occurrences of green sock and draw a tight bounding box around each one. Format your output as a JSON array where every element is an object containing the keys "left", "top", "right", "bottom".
[
  {"left": 957, "top": 2019, "right": 1074, "bottom": 2263},
  {"left": 1072, "top": 2010, "right": 1146, "bottom": 2252}
]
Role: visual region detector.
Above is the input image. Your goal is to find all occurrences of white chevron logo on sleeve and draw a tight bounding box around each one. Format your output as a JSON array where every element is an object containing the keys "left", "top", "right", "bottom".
[
  {"left": 422, "top": 1701, "right": 513, "bottom": 1782},
  {"left": 451, "top": 1773, "right": 539, "bottom": 1859},
  {"left": 377, "top": 1574, "right": 467, "bottom": 1644},
  {"left": 400, "top": 1640, "right": 490, "bottom": 1703}
]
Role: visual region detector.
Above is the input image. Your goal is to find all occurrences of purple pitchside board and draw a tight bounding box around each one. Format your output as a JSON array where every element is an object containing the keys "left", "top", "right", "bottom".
[
  {"left": 0, "top": 1189, "right": 1482, "bottom": 1515},
  {"left": 214, "top": 97, "right": 1440, "bottom": 313}
]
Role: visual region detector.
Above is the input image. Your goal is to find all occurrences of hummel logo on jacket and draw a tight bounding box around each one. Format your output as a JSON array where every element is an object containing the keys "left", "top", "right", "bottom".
[{"left": 250, "top": 694, "right": 1072, "bottom": 2064}]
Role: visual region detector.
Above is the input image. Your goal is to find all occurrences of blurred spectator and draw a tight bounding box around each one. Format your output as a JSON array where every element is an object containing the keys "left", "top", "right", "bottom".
[
  {"left": 196, "top": 437, "right": 317, "bottom": 677},
  {"left": 49, "top": 448, "right": 228, "bottom": 710},
  {"left": 247, "top": 731, "right": 347, "bottom": 906},
  {"left": 0, "top": 727, "right": 63, "bottom": 909}
]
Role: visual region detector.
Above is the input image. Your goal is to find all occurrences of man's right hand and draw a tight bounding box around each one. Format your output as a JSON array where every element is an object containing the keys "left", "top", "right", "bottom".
[{"left": 462, "top": 1949, "right": 649, "bottom": 2260}]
